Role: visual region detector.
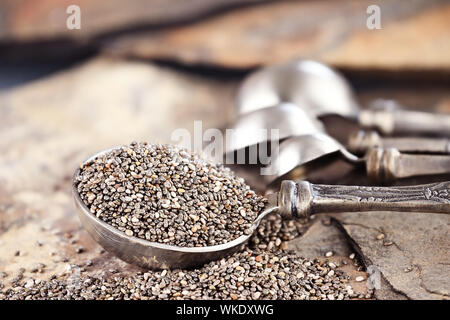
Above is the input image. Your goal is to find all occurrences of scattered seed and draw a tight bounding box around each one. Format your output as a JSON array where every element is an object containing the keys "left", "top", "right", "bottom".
[
  {"left": 24, "top": 279, "right": 34, "bottom": 289},
  {"left": 76, "top": 246, "right": 84, "bottom": 254},
  {"left": 0, "top": 247, "right": 362, "bottom": 300},
  {"left": 404, "top": 266, "right": 413, "bottom": 273},
  {"left": 125, "top": 230, "right": 134, "bottom": 237},
  {"left": 376, "top": 233, "right": 385, "bottom": 240}
]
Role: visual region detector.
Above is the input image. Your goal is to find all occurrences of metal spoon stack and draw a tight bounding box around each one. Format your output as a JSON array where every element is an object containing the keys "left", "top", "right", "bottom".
[{"left": 227, "top": 59, "right": 450, "bottom": 185}]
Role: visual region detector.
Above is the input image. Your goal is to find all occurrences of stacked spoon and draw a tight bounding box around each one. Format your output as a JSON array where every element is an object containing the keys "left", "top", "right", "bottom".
[{"left": 226, "top": 59, "right": 450, "bottom": 185}]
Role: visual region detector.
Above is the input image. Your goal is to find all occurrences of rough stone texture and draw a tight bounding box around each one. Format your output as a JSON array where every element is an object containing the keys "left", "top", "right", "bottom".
[
  {"left": 332, "top": 212, "right": 450, "bottom": 300},
  {"left": 286, "top": 218, "right": 353, "bottom": 259},
  {"left": 2, "top": 1, "right": 450, "bottom": 72},
  {"left": 285, "top": 217, "right": 405, "bottom": 299},
  {"left": 103, "top": 0, "right": 450, "bottom": 70}
]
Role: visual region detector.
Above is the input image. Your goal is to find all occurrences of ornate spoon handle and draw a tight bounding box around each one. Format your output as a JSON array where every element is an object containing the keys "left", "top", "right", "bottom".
[
  {"left": 277, "top": 180, "right": 450, "bottom": 220},
  {"left": 359, "top": 108, "right": 450, "bottom": 136},
  {"left": 348, "top": 130, "right": 450, "bottom": 154},
  {"left": 364, "top": 148, "right": 450, "bottom": 183}
]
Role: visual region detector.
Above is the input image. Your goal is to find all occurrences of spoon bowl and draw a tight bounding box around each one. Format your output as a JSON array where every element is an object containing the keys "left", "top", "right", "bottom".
[
  {"left": 225, "top": 102, "right": 360, "bottom": 183},
  {"left": 236, "top": 59, "right": 450, "bottom": 136},
  {"left": 225, "top": 102, "right": 324, "bottom": 154},
  {"left": 72, "top": 147, "right": 279, "bottom": 270},
  {"left": 263, "top": 133, "right": 359, "bottom": 183},
  {"left": 237, "top": 59, "right": 359, "bottom": 118}
]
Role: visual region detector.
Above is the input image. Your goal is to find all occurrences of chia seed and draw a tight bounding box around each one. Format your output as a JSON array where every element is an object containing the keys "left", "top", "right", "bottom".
[
  {"left": 75, "top": 142, "right": 267, "bottom": 247},
  {"left": 0, "top": 249, "right": 359, "bottom": 300}
]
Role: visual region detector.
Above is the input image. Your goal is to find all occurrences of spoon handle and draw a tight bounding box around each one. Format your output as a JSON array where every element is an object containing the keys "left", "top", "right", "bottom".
[
  {"left": 365, "top": 148, "right": 450, "bottom": 183},
  {"left": 359, "top": 108, "right": 450, "bottom": 136},
  {"left": 348, "top": 130, "right": 450, "bottom": 154},
  {"left": 277, "top": 180, "right": 450, "bottom": 220}
]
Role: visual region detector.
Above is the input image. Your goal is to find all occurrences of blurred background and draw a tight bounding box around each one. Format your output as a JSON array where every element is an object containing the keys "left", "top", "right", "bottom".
[
  {"left": 1, "top": 0, "right": 450, "bottom": 87},
  {"left": 2, "top": 0, "right": 449, "bottom": 188},
  {"left": 0, "top": 0, "right": 449, "bottom": 300}
]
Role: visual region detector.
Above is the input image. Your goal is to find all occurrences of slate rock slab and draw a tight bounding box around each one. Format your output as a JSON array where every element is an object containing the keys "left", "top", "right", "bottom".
[
  {"left": 286, "top": 216, "right": 408, "bottom": 299},
  {"left": 286, "top": 217, "right": 353, "bottom": 259},
  {"left": 333, "top": 212, "right": 450, "bottom": 300},
  {"left": 104, "top": 0, "right": 450, "bottom": 71}
]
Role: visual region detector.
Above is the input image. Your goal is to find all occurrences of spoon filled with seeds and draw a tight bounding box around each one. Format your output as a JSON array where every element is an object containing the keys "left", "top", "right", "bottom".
[{"left": 73, "top": 142, "right": 450, "bottom": 270}]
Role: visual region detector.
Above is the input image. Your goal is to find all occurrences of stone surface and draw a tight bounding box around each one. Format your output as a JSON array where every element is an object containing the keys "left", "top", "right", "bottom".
[
  {"left": 3, "top": 0, "right": 450, "bottom": 72},
  {"left": 286, "top": 216, "right": 406, "bottom": 299},
  {"left": 286, "top": 217, "right": 353, "bottom": 259},
  {"left": 333, "top": 212, "right": 450, "bottom": 300},
  {"left": 104, "top": 0, "right": 450, "bottom": 70}
]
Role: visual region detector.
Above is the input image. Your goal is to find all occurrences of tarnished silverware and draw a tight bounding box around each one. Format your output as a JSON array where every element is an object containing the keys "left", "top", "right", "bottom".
[
  {"left": 237, "top": 59, "right": 450, "bottom": 136},
  {"left": 263, "top": 133, "right": 358, "bottom": 183},
  {"left": 225, "top": 103, "right": 450, "bottom": 184},
  {"left": 266, "top": 135, "right": 450, "bottom": 184},
  {"left": 224, "top": 102, "right": 323, "bottom": 154},
  {"left": 348, "top": 130, "right": 450, "bottom": 155},
  {"left": 237, "top": 59, "right": 359, "bottom": 118},
  {"left": 275, "top": 180, "right": 450, "bottom": 220},
  {"left": 73, "top": 149, "right": 450, "bottom": 270}
]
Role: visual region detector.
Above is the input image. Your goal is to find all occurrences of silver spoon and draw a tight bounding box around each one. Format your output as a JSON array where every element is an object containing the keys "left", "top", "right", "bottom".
[
  {"left": 265, "top": 134, "right": 450, "bottom": 184},
  {"left": 236, "top": 59, "right": 450, "bottom": 136},
  {"left": 263, "top": 133, "right": 359, "bottom": 183},
  {"left": 73, "top": 149, "right": 450, "bottom": 270},
  {"left": 225, "top": 103, "right": 450, "bottom": 184},
  {"left": 225, "top": 102, "right": 324, "bottom": 154},
  {"left": 348, "top": 130, "right": 450, "bottom": 155}
]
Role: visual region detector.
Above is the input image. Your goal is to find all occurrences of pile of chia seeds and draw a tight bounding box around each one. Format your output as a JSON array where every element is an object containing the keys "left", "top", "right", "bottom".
[
  {"left": 0, "top": 142, "right": 373, "bottom": 300},
  {"left": 75, "top": 142, "right": 267, "bottom": 247},
  {"left": 0, "top": 249, "right": 365, "bottom": 300},
  {"left": 0, "top": 212, "right": 371, "bottom": 300}
]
